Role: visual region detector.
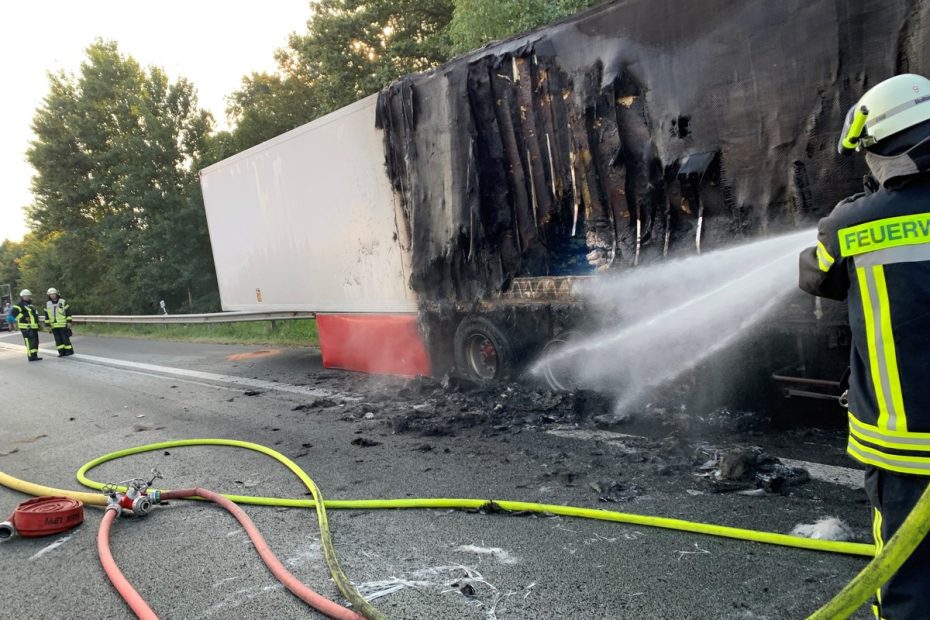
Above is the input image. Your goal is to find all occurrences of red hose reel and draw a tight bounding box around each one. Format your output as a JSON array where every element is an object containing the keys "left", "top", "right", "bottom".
[{"left": 0, "top": 496, "right": 84, "bottom": 540}]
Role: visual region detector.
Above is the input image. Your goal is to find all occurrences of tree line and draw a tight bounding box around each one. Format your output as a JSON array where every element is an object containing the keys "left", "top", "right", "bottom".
[{"left": 4, "top": 0, "right": 602, "bottom": 315}]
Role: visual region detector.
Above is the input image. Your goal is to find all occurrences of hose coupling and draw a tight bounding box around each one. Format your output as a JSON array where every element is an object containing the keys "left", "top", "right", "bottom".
[
  {"left": 0, "top": 520, "right": 17, "bottom": 540},
  {"left": 103, "top": 486, "right": 124, "bottom": 516},
  {"left": 102, "top": 468, "right": 164, "bottom": 517},
  {"left": 131, "top": 495, "right": 153, "bottom": 517}
]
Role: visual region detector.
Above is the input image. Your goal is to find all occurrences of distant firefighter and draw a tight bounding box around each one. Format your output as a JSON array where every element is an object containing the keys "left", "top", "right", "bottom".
[
  {"left": 44, "top": 287, "right": 74, "bottom": 357},
  {"left": 11, "top": 290, "right": 42, "bottom": 362}
]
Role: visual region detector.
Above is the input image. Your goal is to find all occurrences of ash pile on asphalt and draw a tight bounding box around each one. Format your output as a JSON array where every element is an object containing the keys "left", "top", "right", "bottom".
[
  {"left": 379, "top": 377, "right": 613, "bottom": 436},
  {"left": 696, "top": 447, "right": 811, "bottom": 494},
  {"left": 290, "top": 372, "right": 855, "bottom": 502}
]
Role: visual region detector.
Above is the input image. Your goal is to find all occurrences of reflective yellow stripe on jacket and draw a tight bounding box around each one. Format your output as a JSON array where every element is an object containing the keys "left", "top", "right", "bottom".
[
  {"left": 15, "top": 305, "right": 39, "bottom": 329},
  {"left": 45, "top": 300, "right": 69, "bottom": 328},
  {"left": 816, "top": 241, "right": 835, "bottom": 272},
  {"left": 848, "top": 413, "right": 930, "bottom": 450},
  {"left": 847, "top": 434, "right": 930, "bottom": 475},
  {"left": 855, "top": 264, "right": 907, "bottom": 432},
  {"left": 838, "top": 213, "right": 930, "bottom": 473}
]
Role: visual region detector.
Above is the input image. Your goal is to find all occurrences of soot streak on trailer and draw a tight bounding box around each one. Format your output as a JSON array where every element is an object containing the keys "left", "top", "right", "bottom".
[{"left": 376, "top": 0, "right": 930, "bottom": 306}]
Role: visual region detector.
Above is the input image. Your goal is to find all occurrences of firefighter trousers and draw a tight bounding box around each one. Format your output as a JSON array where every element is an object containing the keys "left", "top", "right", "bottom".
[
  {"left": 20, "top": 328, "right": 39, "bottom": 360},
  {"left": 51, "top": 327, "right": 73, "bottom": 356},
  {"left": 865, "top": 466, "right": 930, "bottom": 619}
]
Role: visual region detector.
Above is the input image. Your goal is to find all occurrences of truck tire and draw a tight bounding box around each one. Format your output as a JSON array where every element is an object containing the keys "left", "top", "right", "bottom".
[{"left": 454, "top": 316, "right": 515, "bottom": 382}]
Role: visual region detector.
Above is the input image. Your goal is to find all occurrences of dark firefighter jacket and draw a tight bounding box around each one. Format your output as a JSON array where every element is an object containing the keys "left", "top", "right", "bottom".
[
  {"left": 10, "top": 302, "right": 40, "bottom": 330},
  {"left": 800, "top": 170, "right": 930, "bottom": 475}
]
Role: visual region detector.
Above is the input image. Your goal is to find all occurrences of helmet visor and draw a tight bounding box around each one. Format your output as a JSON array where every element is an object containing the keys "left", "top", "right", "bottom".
[{"left": 838, "top": 105, "right": 872, "bottom": 155}]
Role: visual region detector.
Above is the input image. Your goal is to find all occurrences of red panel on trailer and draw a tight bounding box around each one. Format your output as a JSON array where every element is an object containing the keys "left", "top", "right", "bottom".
[{"left": 316, "top": 314, "right": 431, "bottom": 377}]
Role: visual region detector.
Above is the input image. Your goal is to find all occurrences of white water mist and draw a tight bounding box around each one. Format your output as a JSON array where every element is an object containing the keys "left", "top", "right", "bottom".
[{"left": 533, "top": 229, "right": 816, "bottom": 416}]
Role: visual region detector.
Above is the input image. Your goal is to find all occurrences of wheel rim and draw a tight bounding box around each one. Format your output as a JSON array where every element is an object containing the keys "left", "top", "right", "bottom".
[
  {"left": 542, "top": 334, "right": 579, "bottom": 391},
  {"left": 464, "top": 333, "right": 499, "bottom": 380}
]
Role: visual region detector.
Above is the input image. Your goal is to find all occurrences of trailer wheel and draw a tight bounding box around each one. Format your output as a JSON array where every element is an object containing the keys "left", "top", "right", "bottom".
[
  {"left": 454, "top": 317, "right": 514, "bottom": 382},
  {"left": 541, "top": 330, "right": 583, "bottom": 391}
]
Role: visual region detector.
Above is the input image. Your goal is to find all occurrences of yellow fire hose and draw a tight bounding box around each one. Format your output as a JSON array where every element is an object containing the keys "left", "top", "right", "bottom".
[
  {"left": 1, "top": 438, "right": 928, "bottom": 619},
  {"left": 807, "top": 479, "right": 930, "bottom": 619}
]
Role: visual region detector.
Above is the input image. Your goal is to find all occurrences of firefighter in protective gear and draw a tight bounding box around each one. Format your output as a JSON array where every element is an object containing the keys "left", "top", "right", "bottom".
[
  {"left": 799, "top": 73, "right": 930, "bottom": 620},
  {"left": 45, "top": 288, "right": 73, "bottom": 357},
  {"left": 10, "top": 290, "right": 42, "bottom": 362}
]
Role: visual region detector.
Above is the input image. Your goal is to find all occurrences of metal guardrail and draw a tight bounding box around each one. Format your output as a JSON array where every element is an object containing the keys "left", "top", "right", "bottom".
[{"left": 71, "top": 311, "right": 315, "bottom": 325}]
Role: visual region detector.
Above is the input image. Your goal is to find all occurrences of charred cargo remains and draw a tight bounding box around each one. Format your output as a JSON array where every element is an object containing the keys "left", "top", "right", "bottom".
[
  {"left": 377, "top": 0, "right": 929, "bottom": 303},
  {"left": 376, "top": 0, "right": 929, "bottom": 383}
]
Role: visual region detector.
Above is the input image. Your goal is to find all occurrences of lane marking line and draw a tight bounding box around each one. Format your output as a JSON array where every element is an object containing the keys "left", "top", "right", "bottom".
[
  {"left": 0, "top": 341, "right": 341, "bottom": 400},
  {"left": 29, "top": 535, "right": 73, "bottom": 561}
]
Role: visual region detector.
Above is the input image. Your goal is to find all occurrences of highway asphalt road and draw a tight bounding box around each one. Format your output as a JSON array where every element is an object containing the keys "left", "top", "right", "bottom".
[{"left": 0, "top": 331, "right": 873, "bottom": 619}]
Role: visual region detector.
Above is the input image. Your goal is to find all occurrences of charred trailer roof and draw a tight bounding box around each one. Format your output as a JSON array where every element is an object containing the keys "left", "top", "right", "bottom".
[{"left": 376, "top": 0, "right": 930, "bottom": 303}]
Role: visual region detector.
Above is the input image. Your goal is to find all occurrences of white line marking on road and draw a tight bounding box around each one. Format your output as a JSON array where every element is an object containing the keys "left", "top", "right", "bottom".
[
  {"left": 29, "top": 535, "right": 72, "bottom": 561},
  {"left": 95, "top": 365, "right": 244, "bottom": 394},
  {"left": 0, "top": 341, "right": 343, "bottom": 400}
]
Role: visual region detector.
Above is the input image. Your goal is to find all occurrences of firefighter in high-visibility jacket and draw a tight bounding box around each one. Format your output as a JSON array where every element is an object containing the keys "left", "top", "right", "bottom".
[
  {"left": 10, "top": 289, "right": 42, "bottom": 362},
  {"left": 44, "top": 287, "right": 73, "bottom": 357},
  {"left": 800, "top": 74, "right": 930, "bottom": 620}
]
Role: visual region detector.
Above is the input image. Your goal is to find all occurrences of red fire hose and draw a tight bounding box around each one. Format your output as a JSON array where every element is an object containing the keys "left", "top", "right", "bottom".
[
  {"left": 97, "top": 508, "right": 158, "bottom": 620},
  {"left": 0, "top": 496, "right": 83, "bottom": 540},
  {"left": 98, "top": 487, "right": 363, "bottom": 620}
]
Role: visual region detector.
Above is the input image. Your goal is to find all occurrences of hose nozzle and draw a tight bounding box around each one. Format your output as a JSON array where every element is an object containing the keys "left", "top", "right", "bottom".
[{"left": 0, "top": 521, "right": 16, "bottom": 541}]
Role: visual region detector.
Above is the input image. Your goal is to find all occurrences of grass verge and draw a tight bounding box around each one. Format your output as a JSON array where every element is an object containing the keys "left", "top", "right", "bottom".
[{"left": 77, "top": 319, "right": 319, "bottom": 347}]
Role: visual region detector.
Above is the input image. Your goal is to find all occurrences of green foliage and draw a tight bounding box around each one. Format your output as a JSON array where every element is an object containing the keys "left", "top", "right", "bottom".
[
  {"left": 282, "top": 0, "right": 455, "bottom": 114},
  {"left": 0, "top": 239, "right": 25, "bottom": 292},
  {"left": 200, "top": 130, "right": 241, "bottom": 169},
  {"left": 78, "top": 318, "right": 319, "bottom": 347},
  {"left": 26, "top": 40, "right": 220, "bottom": 315},
  {"left": 449, "top": 0, "right": 603, "bottom": 53},
  {"left": 224, "top": 0, "right": 602, "bottom": 150},
  {"left": 225, "top": 0, "right": 456, "bottom": 150},
  {"left": 224, "top": 71, "right": 320, "bottom": 151},
  {"left": 16, "top": 231, "right": 77, "bottom": 306}
]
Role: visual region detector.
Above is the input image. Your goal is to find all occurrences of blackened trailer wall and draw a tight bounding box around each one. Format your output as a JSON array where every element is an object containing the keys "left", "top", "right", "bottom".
[{"left": 377, "top": 0, "right": 930, "bottom": 303}]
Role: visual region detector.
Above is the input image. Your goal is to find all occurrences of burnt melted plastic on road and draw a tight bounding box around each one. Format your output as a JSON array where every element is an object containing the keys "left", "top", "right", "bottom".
[{"left": 377, "top": 0, "right": 930, "bottom": 302}]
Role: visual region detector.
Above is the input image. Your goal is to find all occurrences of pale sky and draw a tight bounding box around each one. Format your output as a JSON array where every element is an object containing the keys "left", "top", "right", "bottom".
[{"left": 1, "top": 1, "right": 313, "bottom": 243}]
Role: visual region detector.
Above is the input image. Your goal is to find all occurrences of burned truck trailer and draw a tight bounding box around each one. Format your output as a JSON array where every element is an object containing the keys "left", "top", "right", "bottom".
[{"left": 201, "top": 0, "right": 930, "bottom": 387}]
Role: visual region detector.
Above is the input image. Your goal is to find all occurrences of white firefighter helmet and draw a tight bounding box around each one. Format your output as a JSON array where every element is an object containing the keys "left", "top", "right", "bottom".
[
  {"left": 19, "top": 289, "right": 32, "bottom": 297},
  {"left": 47, "top": 288, "right": 59, "bottom": 296},
  {"left": 840, "top": 74, "right": 930, "bottom": 153}
]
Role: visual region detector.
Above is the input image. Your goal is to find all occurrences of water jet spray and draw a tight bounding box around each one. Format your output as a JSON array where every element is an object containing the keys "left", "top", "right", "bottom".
[{"left": 534, "top": 229, "right": 817, "bottom": 417}]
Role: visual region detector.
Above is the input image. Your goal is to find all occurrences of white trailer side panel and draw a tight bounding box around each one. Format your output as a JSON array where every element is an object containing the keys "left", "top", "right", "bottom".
[{"left": 199, "top": 95, "right": 415, "bottom": 313}]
